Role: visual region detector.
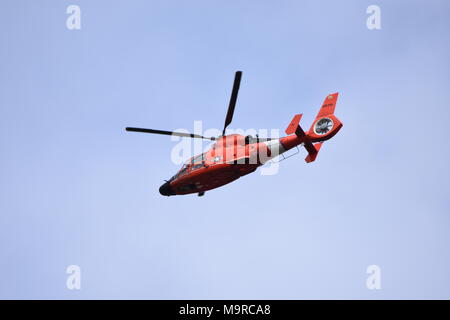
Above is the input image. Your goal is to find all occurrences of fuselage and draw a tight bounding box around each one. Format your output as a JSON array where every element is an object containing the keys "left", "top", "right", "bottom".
[
  {"left": 159, "top": 133, "right": 307, "bottom": 196},
  {"left": 125, "top": 71, "right": 342, "bottom": 197}
]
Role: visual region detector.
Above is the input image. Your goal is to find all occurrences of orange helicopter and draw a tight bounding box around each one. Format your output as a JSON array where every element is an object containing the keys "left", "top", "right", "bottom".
[{"left": 126, "top": 71, "right": 343, "bottom": 197}]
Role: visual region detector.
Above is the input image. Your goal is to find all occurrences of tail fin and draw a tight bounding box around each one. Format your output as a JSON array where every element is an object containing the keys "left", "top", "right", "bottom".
[
  {"left": 314, "top": 93, "right": 338, "bottom": 120},
  {"left": 284, "top": 92, "right": 343, "bottom": 163},
  {"left": 307, "top": 92, "right": 343, "bottom": 142}
]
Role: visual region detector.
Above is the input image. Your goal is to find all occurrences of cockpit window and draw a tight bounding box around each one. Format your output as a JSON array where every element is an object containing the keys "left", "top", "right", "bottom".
[
  {"left": 169, "top": 154, "right": 206, "bottom": 181},
  {"left": 191, "top": 163, "right": 203, "bottom": 170},
  {"left": 191, "top": 153, "right": 204, "bottom": 164},
  {"left": 179, "top": 165, "right": 189, "bottom": 176},
  {"left": 169, "top": 163, "right": 189, "bottom": 181}
]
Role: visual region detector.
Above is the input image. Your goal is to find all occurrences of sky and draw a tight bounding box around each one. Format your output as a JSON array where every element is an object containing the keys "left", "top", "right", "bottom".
[{"left": 1, "top": 0, "right": 449, "bottom": 299}]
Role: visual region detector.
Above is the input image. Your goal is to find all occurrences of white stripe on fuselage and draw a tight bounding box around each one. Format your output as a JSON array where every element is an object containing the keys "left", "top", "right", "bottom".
[
  {"left": 262, "top": 139, "right": 285, "bottom": 160},
  {"left": 262, "top": 139, "right": 304, "bottom": 161}
]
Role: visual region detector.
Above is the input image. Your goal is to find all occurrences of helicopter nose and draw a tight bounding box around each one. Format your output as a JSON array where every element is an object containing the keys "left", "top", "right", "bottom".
[{"left": 159, "top": 182, "right": 175, "bottom": 196}]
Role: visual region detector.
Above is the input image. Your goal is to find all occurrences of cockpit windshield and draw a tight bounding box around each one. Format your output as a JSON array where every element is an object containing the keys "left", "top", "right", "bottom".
[
  {"left": 190, "top": 153, "right": 204, "bottom": 164},
  {"left": 168, "top": 153, "right": 206, "bottom": 182}
]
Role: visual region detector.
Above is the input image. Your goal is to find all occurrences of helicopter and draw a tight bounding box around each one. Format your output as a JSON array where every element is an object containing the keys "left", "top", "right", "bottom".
[{"left": 126, "top": 71, "right": 343, "bottom": 197}]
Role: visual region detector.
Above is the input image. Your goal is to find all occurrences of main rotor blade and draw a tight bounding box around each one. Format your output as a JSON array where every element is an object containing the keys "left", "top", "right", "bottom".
[
  {"left": 126, "top": 127, "right": 216, "bottom": 140},
  {"left": 223, "top": 71, "right": 242, "bottom": 136}
]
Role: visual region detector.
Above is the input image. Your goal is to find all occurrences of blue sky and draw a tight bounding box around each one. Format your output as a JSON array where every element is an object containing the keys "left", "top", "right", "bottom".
[{"left": 1, "top": 0, "right": 449, "bottom": 299}]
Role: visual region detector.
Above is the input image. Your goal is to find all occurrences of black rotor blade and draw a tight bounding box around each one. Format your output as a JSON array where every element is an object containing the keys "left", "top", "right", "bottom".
[
  {"left": 126, "top": 127, "right": 216, "bottom": 140},
  {"left": 222, "top": 71, "right": 242, "bottom": 136}
]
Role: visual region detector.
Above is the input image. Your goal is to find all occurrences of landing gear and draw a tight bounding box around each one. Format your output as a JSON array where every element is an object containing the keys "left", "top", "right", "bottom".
[{"left": 198, "top": 191, "right": 205, "bottom": 197}]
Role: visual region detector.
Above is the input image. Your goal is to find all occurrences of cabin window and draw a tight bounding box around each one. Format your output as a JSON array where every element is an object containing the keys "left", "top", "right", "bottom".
[
  {"left": 192, "top": 163, "right": 203, "bottom": 170},
  {"left": 191, "top": 153, "right": 204, "bottom": 164}
]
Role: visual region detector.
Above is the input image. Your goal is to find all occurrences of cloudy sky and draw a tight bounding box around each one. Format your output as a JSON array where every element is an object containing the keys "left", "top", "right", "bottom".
[{"left": 1, "top": 0, "right": 449, "bottom": 299}]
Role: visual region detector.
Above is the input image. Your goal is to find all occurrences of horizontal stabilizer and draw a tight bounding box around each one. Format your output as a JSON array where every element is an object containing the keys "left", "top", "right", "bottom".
[
  {"left": 285, "top": 114, "right": 303, "bottom": 135},
  {"left": 305, "top": 142, "right": 323, "bottom": 163},
  {"left": 285, "top": 113, "right": 323, "bottom": 163}
]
